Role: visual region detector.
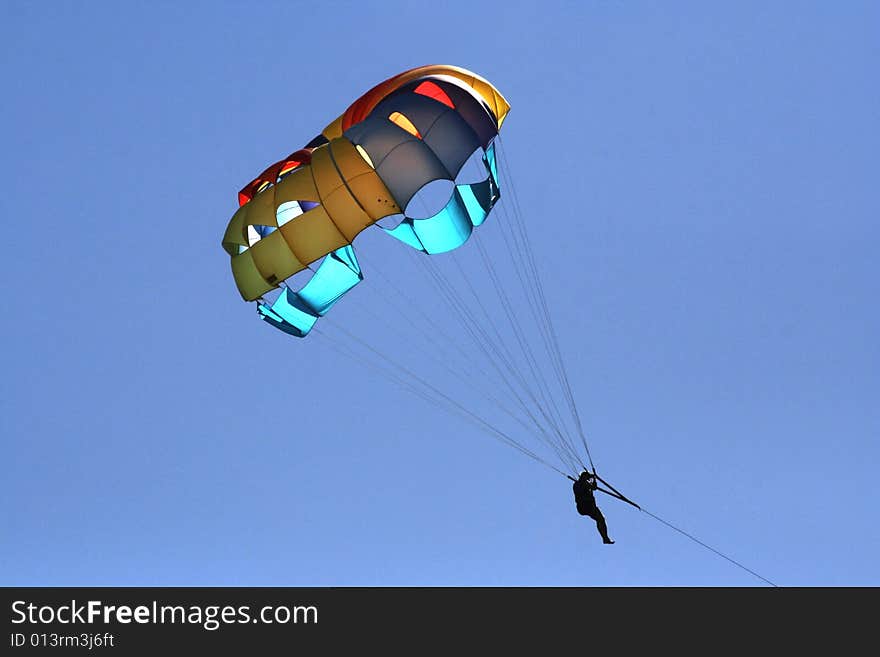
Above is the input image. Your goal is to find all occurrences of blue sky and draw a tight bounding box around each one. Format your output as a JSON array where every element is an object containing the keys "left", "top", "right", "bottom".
[{"left": 2, "top": 1, "right": 877, "bottom": 586}]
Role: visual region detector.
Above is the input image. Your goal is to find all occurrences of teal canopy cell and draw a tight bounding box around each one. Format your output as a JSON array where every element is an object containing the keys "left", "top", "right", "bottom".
[
  {"left": 257, "top": 245, "right": 363, "bottom": 337},
  {"left": 384, "top": 143, "right": 499, "bottom": 254}
]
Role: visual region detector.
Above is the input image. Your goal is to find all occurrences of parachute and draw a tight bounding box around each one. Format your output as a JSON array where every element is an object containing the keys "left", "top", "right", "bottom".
[{"left": 222, "top": 65, "right": 510, "bottom": 338}]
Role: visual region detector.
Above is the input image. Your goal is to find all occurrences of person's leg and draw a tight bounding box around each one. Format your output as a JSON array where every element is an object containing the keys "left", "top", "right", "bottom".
[{"left": 593, "top": 509, "right": 614, "bottom": 544}]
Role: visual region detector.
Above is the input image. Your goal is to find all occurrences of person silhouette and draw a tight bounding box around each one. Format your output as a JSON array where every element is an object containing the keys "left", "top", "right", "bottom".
[{"left": 573, "top": 470, "right": 614, "bottom": 544}]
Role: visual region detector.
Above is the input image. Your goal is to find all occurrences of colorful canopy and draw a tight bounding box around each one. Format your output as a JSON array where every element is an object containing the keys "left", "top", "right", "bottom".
[{"left": 221, "top": 65, "right": 510, "bottom": 337}]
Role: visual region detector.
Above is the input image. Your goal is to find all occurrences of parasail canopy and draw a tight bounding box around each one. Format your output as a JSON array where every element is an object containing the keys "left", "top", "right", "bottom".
[{"left": 222, "top": 65, "right": 510, "bottom": 337}]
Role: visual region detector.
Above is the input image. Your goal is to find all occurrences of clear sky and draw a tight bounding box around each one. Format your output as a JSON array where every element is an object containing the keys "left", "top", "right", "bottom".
[{"left": 2, "top": 1, "right": 877, "bottom": 586}]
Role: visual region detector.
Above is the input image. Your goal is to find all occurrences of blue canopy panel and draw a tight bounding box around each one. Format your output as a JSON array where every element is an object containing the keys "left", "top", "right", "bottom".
[
  {"left": 384, "top": 143, "right": 499, "bottom": 254},
  {"left": 257, "top": 245, "right": 362, "bottom": 337}
]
